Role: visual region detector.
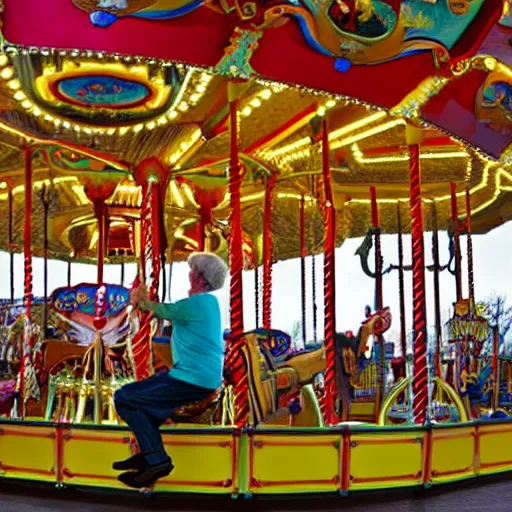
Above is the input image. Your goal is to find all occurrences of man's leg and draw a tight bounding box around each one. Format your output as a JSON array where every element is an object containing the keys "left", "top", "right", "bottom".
[
  {"left": 114, "top": 373, "right": 215, "bottom": 488},
  {"left": 114, "top": 374, "right": 173, "bottom": 467}
]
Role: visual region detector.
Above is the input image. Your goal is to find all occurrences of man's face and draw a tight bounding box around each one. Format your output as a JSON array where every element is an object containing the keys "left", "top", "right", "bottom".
[{"left": 189, "top": 268, "right": 204, "bottom": 294}]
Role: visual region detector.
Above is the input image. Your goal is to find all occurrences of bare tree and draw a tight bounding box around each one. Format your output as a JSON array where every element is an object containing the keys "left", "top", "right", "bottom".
[
  {"left": 481, "top": 293, "right": 512, "bottom": 343},
  {"left": 290, "top": 319, "right": 303, "bottom": 350}
]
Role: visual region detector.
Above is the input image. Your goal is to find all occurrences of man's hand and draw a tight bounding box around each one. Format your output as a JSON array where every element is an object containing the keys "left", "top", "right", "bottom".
[{"left": 130, "top": 283, "right": 149, "bottom": 307}]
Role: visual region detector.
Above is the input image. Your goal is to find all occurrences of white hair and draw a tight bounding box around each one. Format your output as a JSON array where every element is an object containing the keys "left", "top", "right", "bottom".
[{"left": 188, "top": 252, "right": 228, "bottom": 291}]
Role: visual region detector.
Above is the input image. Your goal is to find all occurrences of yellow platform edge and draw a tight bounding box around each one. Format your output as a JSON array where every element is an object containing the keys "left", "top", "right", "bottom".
[{"left": 2, "top": 420, "right": 512, "bottom": 496}]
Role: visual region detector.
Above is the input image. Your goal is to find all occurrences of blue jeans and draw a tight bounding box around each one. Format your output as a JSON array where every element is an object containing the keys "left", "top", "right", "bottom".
[{"left": 114, "top": 373, "right": 214, "bottom": 466}]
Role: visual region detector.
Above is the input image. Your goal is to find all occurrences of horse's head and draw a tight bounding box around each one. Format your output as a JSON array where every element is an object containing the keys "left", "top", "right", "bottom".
[
  {"left": 365, "top": 307, "right": 392, "bottom": 335},
  {"left": 358, "top": 307, "right": 392, "bottom": 355}
]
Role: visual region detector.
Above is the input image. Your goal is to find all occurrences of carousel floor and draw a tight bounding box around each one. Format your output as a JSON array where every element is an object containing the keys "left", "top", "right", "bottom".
[{"left": 1, "top": 476, "right": 511, "bottom": 512}]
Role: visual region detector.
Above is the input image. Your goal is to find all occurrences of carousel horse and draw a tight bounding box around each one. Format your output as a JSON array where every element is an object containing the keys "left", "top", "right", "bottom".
[
  {"left": 446, "top": 298, "right": 492, "bottom": 418},
  {"left": 254, "top": 330, "right": 325, "bottom": 395},
  {"left": 0, "top": 305, "right": 47, "bottom": 376},
  {"left": 219, "top": 312, "right": 390, "bottom": 426},
  {"left": 458, "top": 361, "right": 494, "bottom": 418},
  {"left": 0, "top": 313, "right": 24, "bottom": 375},
  {"left": 44, "top": 283, "right": 133, "bottom": 423},
  {"left": 455, "top": 351, "right": 512, "bottom": 421},
  {"left": 334, "top": 307, "right": 392, "bottom": 419},
  {"left": 252, "top": 329, "right": 326, "bottom": 392},
  {"left": 158, "top": 329, "right": 325, "bottom": 427},
  {"left": 447, "top": 298, "right": 490, "bottom": 369},
  {"left": 0, "top": 307, "right": 45, "bottom": 416},
  {"left": 221, "top": 332, "right": 324, "bottom": 427}
]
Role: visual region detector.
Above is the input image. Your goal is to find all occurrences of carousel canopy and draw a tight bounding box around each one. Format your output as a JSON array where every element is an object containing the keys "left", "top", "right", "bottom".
[{"left": 0, "top": 1, "right": 509, "bottom": 264}]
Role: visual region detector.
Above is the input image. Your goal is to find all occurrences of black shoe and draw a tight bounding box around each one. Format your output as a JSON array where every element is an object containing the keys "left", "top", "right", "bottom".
[
  {"left": 117, "top": 470, "right": 140, "bottom": 487},
  {"left": 117, "top": 460, "right": 174, "bottom": 489},
  {"left": 113, "top": 452, "right": 147, "bottom": 471}
]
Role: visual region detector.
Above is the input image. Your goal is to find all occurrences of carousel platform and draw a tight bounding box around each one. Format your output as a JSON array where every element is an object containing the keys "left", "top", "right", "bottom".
[{"left": 2, "top": 418, "right": 512, "bottom": 497}]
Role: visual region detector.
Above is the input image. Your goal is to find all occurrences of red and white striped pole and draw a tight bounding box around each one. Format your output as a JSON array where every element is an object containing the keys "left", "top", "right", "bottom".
[
  {"left": 407, "top": 125, "right": 428, "bottom": 425},
  {"left": 19, "top": 146, "right": 33, "bottom": 417},
  {"left": 320, "top": 119, "right": 337, "bottom": 425},
  {"left": 226, "top": 83, "right": 249, "bottom": 427},
  {"left": 262, "top": 173, "right": 276, "bottom": 330}
]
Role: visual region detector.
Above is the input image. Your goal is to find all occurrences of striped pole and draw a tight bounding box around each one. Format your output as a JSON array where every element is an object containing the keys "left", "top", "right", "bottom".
[
  {"left": 450, "top": 183, "right": 462, "bottom": 302},
  {"left": 8, "top": 183, "right": 14, "bottom": 303},
  {"left": 262, "top": 173, "right": 276, "bottom": 330},
  {"left": 397, "top": 203, "right": 407, "bottom": 375},
  {"left": 407, "top": 125, "right": 428, "bottom": 424},
  {"left": 227, "top": 85, "right": 249, "bottom": 426},
  {"left": 19, "top": 147, "right": 33, "bottom": 417},
  {"left": 300, "top": 195, "right": 307, "bottom": 346},
  {"left": 465, "top": 187, "right": 474, "bottom": 301},
  {"left": 320, "top": 119, "right": 337, "bottom": 425},
  {"left": 131, "top": 158, "right": 168, "bottom": 381}
]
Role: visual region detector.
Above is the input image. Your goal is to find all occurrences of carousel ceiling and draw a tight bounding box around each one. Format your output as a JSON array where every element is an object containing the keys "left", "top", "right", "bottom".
[
  {"left": 2, "top": 0, "right": 510, "bottom": 158},
  {"left": 0, "top": 1, "right": 508, "bottom": 265}
]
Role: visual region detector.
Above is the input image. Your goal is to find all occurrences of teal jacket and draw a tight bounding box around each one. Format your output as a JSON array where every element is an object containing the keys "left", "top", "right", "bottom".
[{"left": 143, "top": 293, "right": 223, "bottom": 390}]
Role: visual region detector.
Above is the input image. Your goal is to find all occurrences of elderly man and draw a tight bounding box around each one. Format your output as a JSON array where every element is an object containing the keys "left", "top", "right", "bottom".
[{"left": 113, "top": 252, "right": 228, "bottom": 489}]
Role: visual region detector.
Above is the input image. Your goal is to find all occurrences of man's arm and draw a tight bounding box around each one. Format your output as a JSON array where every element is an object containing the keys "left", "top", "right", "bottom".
[{"left": 138, "top": 298, "right": 195, "bottom": 323}]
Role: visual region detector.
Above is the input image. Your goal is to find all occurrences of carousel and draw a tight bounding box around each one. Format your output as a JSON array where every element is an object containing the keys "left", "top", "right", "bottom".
[{"left": 0, "top": 0, "right": 510, "bottom": 498}]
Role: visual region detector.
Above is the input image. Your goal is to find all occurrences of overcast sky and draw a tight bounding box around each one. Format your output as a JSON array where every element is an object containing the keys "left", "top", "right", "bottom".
[{"left": 3, "top": 220, "right": 511, "bottom": 346}]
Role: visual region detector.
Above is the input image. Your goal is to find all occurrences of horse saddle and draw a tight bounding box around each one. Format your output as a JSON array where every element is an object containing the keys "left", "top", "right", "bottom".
[{"left": 169, "top": 389, "right": 221, "bottom": 423}]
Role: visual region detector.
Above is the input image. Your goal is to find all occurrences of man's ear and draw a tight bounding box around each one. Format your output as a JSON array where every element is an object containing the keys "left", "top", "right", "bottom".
[{"left": 201, "top": 275, "right": 213, "bottom": 291}]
